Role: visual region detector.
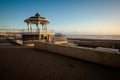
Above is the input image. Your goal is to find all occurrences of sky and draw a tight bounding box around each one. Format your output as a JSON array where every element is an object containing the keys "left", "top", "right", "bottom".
[{"left": 0, "top": 0, "right": 120, "bottom": 35}]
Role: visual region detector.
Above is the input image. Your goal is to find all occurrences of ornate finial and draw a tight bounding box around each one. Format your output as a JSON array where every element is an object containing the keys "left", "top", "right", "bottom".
[{"left": 35, "top": 12, "right": 40, "bottom": 17}]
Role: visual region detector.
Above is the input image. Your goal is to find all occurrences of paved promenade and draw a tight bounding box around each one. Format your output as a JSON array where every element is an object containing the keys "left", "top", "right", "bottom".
[{"left": 0, "top": 39, "right": 120, "bottom": 80}]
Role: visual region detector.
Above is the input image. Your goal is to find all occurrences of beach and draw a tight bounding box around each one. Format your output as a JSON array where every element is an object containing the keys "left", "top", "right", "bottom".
[{"left": 67, "top": 38, "right": 120, "bottom": 50}]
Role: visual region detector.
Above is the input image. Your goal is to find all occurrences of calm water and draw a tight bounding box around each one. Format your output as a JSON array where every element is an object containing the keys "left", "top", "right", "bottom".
[{"left": 66, "top": 35, "right": 120, "bottom": 40}]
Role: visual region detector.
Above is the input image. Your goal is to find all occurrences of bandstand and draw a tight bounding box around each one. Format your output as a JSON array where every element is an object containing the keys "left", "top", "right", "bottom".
[{"left": 24, "top": 13, "right": 53, "bottom": 42}]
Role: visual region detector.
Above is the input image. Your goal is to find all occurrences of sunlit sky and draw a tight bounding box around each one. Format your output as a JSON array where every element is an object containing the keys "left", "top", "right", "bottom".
[{"left": 0, "top": 0, "right": 120, "bottom": 35}]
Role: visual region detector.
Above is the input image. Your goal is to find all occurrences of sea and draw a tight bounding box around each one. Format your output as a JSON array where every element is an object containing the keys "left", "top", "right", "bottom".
[{"left": 66, "top": 35, "right": 120, "bottom": 40}]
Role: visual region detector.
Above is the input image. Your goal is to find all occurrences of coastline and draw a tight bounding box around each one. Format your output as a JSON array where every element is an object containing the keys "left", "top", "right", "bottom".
[
  {"left": 67, "top": 38, "right": 120, "bottom": 50},
  {"left": 66, "top": 35, "right": 120, "bottom": 40}
]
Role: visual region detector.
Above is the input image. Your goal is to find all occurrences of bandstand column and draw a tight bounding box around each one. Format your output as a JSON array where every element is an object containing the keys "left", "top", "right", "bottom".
[
  {"left": 36, "top": 24, "right": 39, "bottom": 32},
  {"left": 27, "top": 23, "right": 30, "bottom": 32},
  {"left": 30, "top": 23, "right": 32, "bottom": 32},
  {"left": 45, "top": 24, "right": 47, "bottom": 30},
  {"left": 42, "top": 24, "right": 44, "bottom": 31}
]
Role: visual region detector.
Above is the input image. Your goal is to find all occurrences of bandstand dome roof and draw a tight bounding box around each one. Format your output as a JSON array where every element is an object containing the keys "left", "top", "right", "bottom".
[{"left": 24, "top": 13, "right": 50, "bottom": 24}]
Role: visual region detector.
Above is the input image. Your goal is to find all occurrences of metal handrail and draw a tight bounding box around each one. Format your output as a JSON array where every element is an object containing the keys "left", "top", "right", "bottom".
[{"left": 0, "top": 29, "right": 54, "bottom": 33}]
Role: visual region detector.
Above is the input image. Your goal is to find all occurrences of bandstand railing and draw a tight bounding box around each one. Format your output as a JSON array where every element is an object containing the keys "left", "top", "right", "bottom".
[{"left": 0, "top": 29, "right": 54, "bottom": 34}]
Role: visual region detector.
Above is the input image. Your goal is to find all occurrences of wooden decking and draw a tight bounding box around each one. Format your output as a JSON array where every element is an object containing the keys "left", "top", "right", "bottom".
[{"left": 0, "top": 39, "right": 120, "bottom": 80}]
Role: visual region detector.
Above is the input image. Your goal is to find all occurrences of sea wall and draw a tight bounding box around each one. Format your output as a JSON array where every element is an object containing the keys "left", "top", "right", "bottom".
[
  {"left": 35, "top": 42, "right": 120, "bottom": 69},
  {"left": 8, "top": 39, "right": 23, "bottom": 45},
  {"left": 9, "top": 39, "right": 35, "bottom": 46}
]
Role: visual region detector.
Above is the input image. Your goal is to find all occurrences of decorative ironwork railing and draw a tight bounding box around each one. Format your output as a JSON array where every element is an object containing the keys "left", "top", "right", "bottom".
[{"left": 0, "top": 29, "right": 54, "bottom": 34}]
